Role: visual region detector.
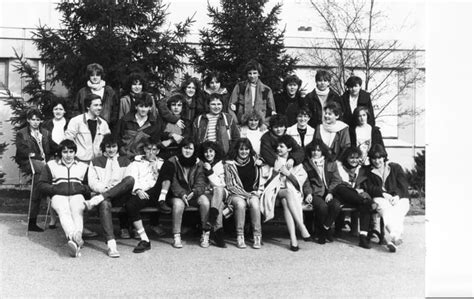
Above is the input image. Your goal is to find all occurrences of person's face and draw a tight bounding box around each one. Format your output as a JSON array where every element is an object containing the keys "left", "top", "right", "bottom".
[
  {"left": 248, "top": 118, "right": 259, "bottom": 130},
  {"left": 185, "top": 83, "right": 196, "bottom": 98},
  {"left": 181, "top": 143, "right": 195, "bottom": 158},
  {"left": 296, "top": 113, "right": 310, "bottom": 127},
  {"left": 358, "top": 110, "right": 368, "bottom": 125},
  {"left": 88, "top": 99, "right": 102, "bottom": 117},
  {"left": 277, "top": 143, "right": 291, "bottom": 157},
  {"left": 370, "top": 156, "right": 385, "bottom": 169},
  {"left": 89, "top": 72, "right": 101, "bottom": 84},
  {"left": 349, "top": 84, "right": 361, "bottom": 96},
  {"left": 208, "top": 77, "right": 221, "bottom": 91},
  {"left": 144, "top": 144, "right": 159, "bottom": 161},
  {"left": 61, "top": 147, "right": 76, "bottom": 164},
  {"left": 347, "top": 153, "right": 360, "bottom": 167},
  {"left": 136, "top": 104, "right": 151, "bottom": 117},
  {"left": 316, "top": 79, "right": 330, "bottom": 91},
  {"left": 131, "top": 80, "right": 143, "bottom": 94},
  {"left": 311, "top": 146, "right": 323, "bottom": 159},
  {"left": 53, "top": 104, "right": 66, "bottom": 120},
  {"left": 204, "top": 148, "right": 216, "bottom": 163},
  {"left": 247, "top": 70, "right": 259, "bottom": 84},
  {"left": 272, "top": 125, "right": 286, "bottom": 137},
  {"left": 238, "top": 144, "right": 250, "bottom": 160},
  {"left": 286, "top": 82, "right": 298, "bottom": 97},
  {"left": 105, "top": 144, "right": 118, "bottom": 157},
  {"left": 170, "top": 101, "right": 183, "bottom": 116},
  {"left": 324, "top": 109, "right": 338, "bottom": 125},
  {"left": 209, "top": 99, "right": 223, "bottom": 115},
  {"left": 27, "top": 115, "right": 42, "bottom": 130}
]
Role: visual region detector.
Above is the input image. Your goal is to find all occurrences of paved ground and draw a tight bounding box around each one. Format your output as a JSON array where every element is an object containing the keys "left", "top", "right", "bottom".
[{"left": 0, "top": 214, "right": 425, "bottom": 298}]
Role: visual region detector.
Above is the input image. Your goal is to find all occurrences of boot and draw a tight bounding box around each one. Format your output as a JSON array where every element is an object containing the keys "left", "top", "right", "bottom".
[
  {"left": 208, "top": 207, "right": 219, "bottom": 226},
  {"left": 358, "top": 234, "right": 371, "bottom": 249},
  {"left": 214, "top": 228, "right": 226, "bottom": 248},
  {"left": 28, "top": 218, "right": 44, "bottom": 232}
]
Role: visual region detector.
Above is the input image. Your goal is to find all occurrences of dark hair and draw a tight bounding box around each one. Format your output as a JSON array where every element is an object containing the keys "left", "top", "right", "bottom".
[
  {"left": 84, "top": 93, "right": 102, "bottom": 109},
  {"left": 277, "top": 135, "right": 295, "bottom": 149},
  {"left": 199, "top": 141, "right": 223, "bottom": 163},
  {"left": 51, "top": 98, "right": 67, "bottom": 112},
  {"left": 180, "top": 77, "right": 201, "bottom": 97},
  {"left": 143, "top": 138, "right": 159, "bottom": 148},
  {"left": 166, "top": 93, "right": 186, "bottom": 110},
  {"left": 26, "top": 109, "right": 43, "bottom": 120},
  {"left": 179, "top": 136, "right": 195, "bottom": 150},
  {"left": 296, "top": 107, "right": 312, "bottom": 118},
  {"left": 126, "top": 72, "right": 147, "bottom": 93},
  {"left": 368, "top": 144, "right": 388, "bottom": 161},
  {"left": 207, "top": 93, "right": 223, "bottom": 106},
  {"left": 305, "top": 139, "right": 331, "bottom": 159},
  {"left": 345, "top": 76, "right": 363, "bottom": 88},
  {"left": 241, "top": 109, "right": 263, "bottom": 127},
  {"left": 100, "top": 134, "right": 119, "bottom": 153},
  {"left": 135, "top": 93, "right": 153, "bottom": 107},
  {"left": 244, "top": 60, "right": 262, "bottom": 74},
  {"left": 58, "top": 139, "right": 77, "bottom": 154},
  {"left": 269, "top": 114, "right": 287, "bottom": 129},
  {"left": 86, "top": 63, "right": 104, "bottom": 77},
  {"left": 283, "top": 74, "right": 302, "bottom": 89},
  {"left": 315, "top": 70, "right": 331, "bottom": 82},
  {"left": 227, "top": 138, "right": 256, "bottom": 160},
  {"left": 340, "top": 147, "right": 362, "bottom": 168},
  {"left": 324, "top": 101, "right": 342, "bottom": 117},
  {"left": 353, "top": 106, "right": 371, "bottom": 126},
  {"left": 203, "top": 71, "right": 223, "bottom": 88}
]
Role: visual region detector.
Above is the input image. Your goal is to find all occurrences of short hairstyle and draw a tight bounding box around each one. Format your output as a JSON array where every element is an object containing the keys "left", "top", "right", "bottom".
[
  {"left": 368, "top": 143, "right": 388, "bottom": 161},
  {"left": 135, "top": 93, "right": 153, "bottom": 107},
  {"left": 166, "top": 93, "right": 186, "bottom": 110},
  {"left": 324, "top": 101, "right": 342, "bottom": 116},
  {"left": 345, "top": 76, "right": 363, "bottom": 88},
  {"left": 26, "top": 109, "right": 43, "bottom": 120},
  {"left": 203, "top": 71, "right": 223, "bottom": 88},
  {"left": 143, "top": 138, "right": 159, "bottom": 149},
  {"left": 241, "top": 109, "right": 263, "bottom": 127},
  {"left": 340, "top": 146, "right": 362, "bottom": 168},
  {"left": 227, "top": 137, "right": 256, "bottom": 160},
  {"left": 207, "top": 93, "right": 223, "bottom": 105},
  {"left": 180, "top": 77, "right": 201, "bottom": 96},
  {"left": 305, "top": 139, "right": 331, "bottom": 159},
  {"left": 58, "top": 139, "right": 77, "bottom": 154},
  {"left": 353, "top": 106, "right": 372, "bottom": 126},
  {"left": 126, "top": 72, "right": 147, "bottom": 93},
  {"left": 269, "top": 114, "right": 287, "bottom": 129},
  {"left": 100, "top": 134, "right": 119, "bottom": 153},
  {"left": 179, "top": 136, "right": 195, "bottom": 150},
  {"left": 198, "top": 140, "right": 223, "bottom": 162},
  {"left": 315, "top": 70, "right": 331, "bottom": 82},
  {"left": 277, "top": 135, "right": 295, "bottom": 149},
  {"left": 244, "top": 60, "right": 262, "bottom": 74},
  {"left": 86, "top": 63, "right": 104, "bottom": 77},
  {"left": 84, "top": 93, "right": 102, "bottom": 109},
  {"left": 51, "top": 98, "right": 67, "bottom": 112},
  {"left": 296, "top": 107, "right": 312, "bottom": 118},
  {"left": 283, "top": 74, "right": 302, "bottom": 89}
]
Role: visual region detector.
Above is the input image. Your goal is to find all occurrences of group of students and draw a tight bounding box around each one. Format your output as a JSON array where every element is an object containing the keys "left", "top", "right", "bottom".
[{"left": 16, "top": 59, "right": 410, "bottom": 258}]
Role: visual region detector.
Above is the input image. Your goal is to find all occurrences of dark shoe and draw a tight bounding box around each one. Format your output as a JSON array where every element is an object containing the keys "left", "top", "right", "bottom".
[
  {"left": 133, "top": 240, "right": 151, "bottom": 253},
  {"left": 214, "top": 228, "right": 227, "bottom": 248},
  {"left": 317, "top": 229, "right": 326, "bottom": 244},
  {"left": 290, "top": 244, "right": 299, "bottom": 252},
  {"left": 158, "top": 201, "right": 172, "bottom": 214},
  {"left": 208, "top": 207, "right": 219, "bottom": 225},
  {"left": 358, "top": 235, "right": 371, "bottom": 249},
  {"left": 48, "top": 223, "right": 57, "bottom": 229},
  {"left": 28, "top": 222, "right": 44, "bottom": 232},
  {"left": 303, "top": 236, "right": 313, "bottom": 242},
  {"left": 82, "top": 227, "right": 98, "bottom": 238},
  {"left": 325, "top": 228, "right": 334, "bottom": 242},
  {"left": 386, "top": 241, "right": 397, "bottom": 253}
]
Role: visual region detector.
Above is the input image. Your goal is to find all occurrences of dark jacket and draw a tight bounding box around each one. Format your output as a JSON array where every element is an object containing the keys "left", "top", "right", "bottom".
[
  {"left": 289, "top": 88, "right": 340, "bottom": 128},
  {"left": 15, "top": 126, "right": 51, "bottom": 173},
  {"left": 273, "top": 92, "right": 302, "bottom": 117},
  {"left": 260, "top": 131, "right": 305, "bottom": 167},
  {"left": 193, "top": 112, "right": 240, "bottom": 154},
  {"left": 159, "top": 118, "right": 193, "bottom": 160},
  {"left": 313, "top": 124, "right": 351, "bottom": 162},
  {"left": 38, "top": 158, "right": 90, "bottom": 197},
  {"left": 230, "top": 79, "right": 275, "bottom": 124},
  {"left": 42, "top": 118, "right": 69, "bottom": 157},
  {"left": 349, "top": 125, "right": 384, "bottom": 150},
  {"left": 338, "top": 89, "right": 375, "bottom": 128},
  {"left": 302, "top": 159, "right": 342, "bottom": 197},
  {"left": 168, "top": 156, "right": 207, "bottom": 199},
  {"left": 74, "top": 85, "right": 118, "bottom": 127},
  {"left": 364, "top": 162, "right": 409, "bottom": 199}
]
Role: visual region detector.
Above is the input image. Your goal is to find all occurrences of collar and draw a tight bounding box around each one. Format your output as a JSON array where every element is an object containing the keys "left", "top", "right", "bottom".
[
  {"left": 58, "top": 158, "right": 79, "bottom": 166},
  {"left": 82, "top": 113, "right": 102, "bottom": 124}
]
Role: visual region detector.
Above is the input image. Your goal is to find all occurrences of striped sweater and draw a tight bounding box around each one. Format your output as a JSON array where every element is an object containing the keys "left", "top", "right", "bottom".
[
  {"left": 223, "top": 157, "right": 265, "bottom": 200},
  {"left": 88, "top": 155, "right": 131, "bottom": 193},
  {"left": 38, "top": 158, "right": 90, "bottom": 197}
]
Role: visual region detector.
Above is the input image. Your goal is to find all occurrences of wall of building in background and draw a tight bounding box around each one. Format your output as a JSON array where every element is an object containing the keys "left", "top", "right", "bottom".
[{"left": 0, "top": 0, "right": 425, "bottom": 186}]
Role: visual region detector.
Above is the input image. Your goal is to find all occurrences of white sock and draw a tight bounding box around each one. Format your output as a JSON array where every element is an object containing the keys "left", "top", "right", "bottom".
[
  {"left": 137, "top": 228, "right": 149, "bottom": 242},
  {"left": 323, "top": 225, "right": 330, "bottom": 230},
  {"left": 92, "top": 194, "right": 104, "bottom": 206},
  {"left": 360, "top": 231, "right": 368, "bottom": 236},
  {"left": 107, "top": 239, "right": 117, "bottom": 249}
]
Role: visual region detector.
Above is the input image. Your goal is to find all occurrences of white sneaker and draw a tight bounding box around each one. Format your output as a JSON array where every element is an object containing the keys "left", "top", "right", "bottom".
[
  {"left": 67, "top": 240, "right": 78, "bottom": 258},
  {"left": 90, "top": 194, "right": 105, "bottom": 207},
  {"left": 252, "top": 235, "right": 261, "bottom": 249},
  {"left": 107, "top": 246, "right": 120, "bottom": 258},
  {"left": 386, "top": 241, "right": 397, "bottom": 253},
  {"left": 200, "top": 231, "right": 210, "bottom": 248},
  {"left": 236, "top": 235, "right": 246, "bottom": 249},
  {"left": 173, "top": 234, "right": 183, "bottom": 248}
]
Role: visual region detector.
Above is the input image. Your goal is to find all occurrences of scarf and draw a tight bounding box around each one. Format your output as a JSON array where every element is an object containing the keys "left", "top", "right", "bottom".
[
  {"left": 87, "top": 80, "right": 106, "bottom": 91},
  {"left": 204, "top": 86, "right": 228, "bottom": 95},
  {"left": 315, "top": 88, "right": 330, "bottom": 96},
  {"left": 235, "top": 155, "right": 251, "bottom": 167},
  {"left": 178, "top": 154, "right": 197, "bottom": 168},
  {"left": 311, "top": 156, "right": 325, "bottom": 168},
  {"left": 322, "top": 120, "right": 348, "bottom": 133}
]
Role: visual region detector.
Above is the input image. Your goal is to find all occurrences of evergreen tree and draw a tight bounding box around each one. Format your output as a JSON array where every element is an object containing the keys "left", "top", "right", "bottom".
[
  {"left": 33, "top": 0, "right": 194, "bottom": 96},
  {"left": 407, "top": 150, "right": 425, "bottom": 197},
  {"left": 192, "top": 0, "right": 297, "bottom": 92}
]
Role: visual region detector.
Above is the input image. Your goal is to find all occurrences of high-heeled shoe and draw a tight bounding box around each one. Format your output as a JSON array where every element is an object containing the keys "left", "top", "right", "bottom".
[
  {"left": 290, "top": 244, "right": 299, "bottom": 252},
  {"left": 303, "top": 236, "right": 312, "bottom": 242}
]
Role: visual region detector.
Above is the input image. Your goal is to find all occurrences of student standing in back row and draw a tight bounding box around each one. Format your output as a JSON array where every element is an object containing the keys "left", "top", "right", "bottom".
[{"left": 338, "top": 76, "right": 375, "bottom": 128}]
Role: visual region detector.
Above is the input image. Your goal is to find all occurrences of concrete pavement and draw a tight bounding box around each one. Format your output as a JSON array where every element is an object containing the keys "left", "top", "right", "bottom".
[{"left": 0, "top": 214, "right": 425, "bottom": 298}]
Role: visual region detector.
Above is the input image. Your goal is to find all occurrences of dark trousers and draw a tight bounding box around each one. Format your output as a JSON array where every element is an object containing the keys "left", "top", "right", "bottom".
[
  {"left": 29, "top": 159, "right": 46, "bottom": 220},
  {"left": 124, "top": 177, "right": 166, "bottom": 223},
  {"left": 333, "top": 185, "right": 371, "bottom": 232},
  {"left": 99, "top": 176, "right": 134, "bottom": 241},
  {"left": 312, "top": 193, "right": 341, "bottom": 231}
]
